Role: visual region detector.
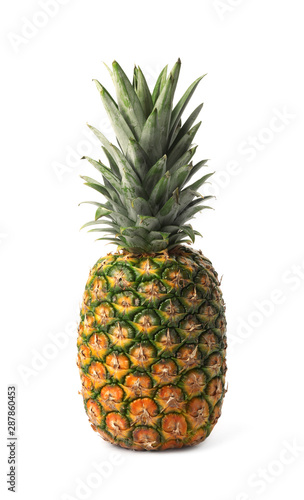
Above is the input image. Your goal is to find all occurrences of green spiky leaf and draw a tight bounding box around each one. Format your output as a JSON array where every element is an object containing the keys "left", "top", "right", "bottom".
[{"left": 80, "top": 61, "right": 214, "bottom": 253}]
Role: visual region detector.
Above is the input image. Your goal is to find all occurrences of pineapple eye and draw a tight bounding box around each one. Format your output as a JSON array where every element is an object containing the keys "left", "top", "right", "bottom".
[{"left": 106, "top": 264, "right": 135, "bottom": 289}]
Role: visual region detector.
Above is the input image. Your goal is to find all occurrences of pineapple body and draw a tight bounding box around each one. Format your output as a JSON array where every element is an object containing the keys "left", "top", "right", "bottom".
[{"left": 78, "top": 246, "right": 227, "bottom": 450}]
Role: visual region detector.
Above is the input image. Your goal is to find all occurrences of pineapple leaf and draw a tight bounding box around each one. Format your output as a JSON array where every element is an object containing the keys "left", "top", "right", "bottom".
[
  {"left": 139, "top": 108, "right": 162, "bottom": 163},
  {"left": 176, "top": 205, "right": 213, "bottom": 226},
  {"left": 131, "top": 197, "right": 152, "bottom": 216},
  {"left": 80, "top": 219, "right": 112, "bottom": 230},
  {"left": 180, "top": 224, "right": 195, "bottom": 243},
  {"left": 169, "top": 75, "right": 206, "bottom": 142},
  {"left": 101, "top": 147, "right": 121, "bottom": 179},
  {"left": 167, "top": 146, "right": 197, "bottom": 174},
  {"left": 147, "top": 231, "right": 170, "bottom": 243},
  {"left": 149, "top": 171, "right": 170, "bottom": 210},
  {"left": 177, "top": 192, "right": 203, "bottom": 213},
  {"left": 185, "top": 159, "right": 209, "bottom": 184},
  {"left": 93, "top": 79, "right": 135, "bottom": 153},
  {"left": 86, "top": 128, "right": 144, "bottom": 197},
  {"left": 169, "top": 165, "right": 191, "bottom": 193},
  {"left": 121, "top": 226, "right": 149, "bottom": 240},
  {"left": 169, "top": 232, "right": 190, "bottom": 244},
  {"left": 80, "top": 176, "right": 125, "bottom": 212},
  {"left": 144, "top": 155, "right": 167, "bottom": 191},
  {"left": 122, "top": 234, "right": 150, "bottom": 252},
  {"left": 149, "top": 230, "right": 167, "bottom": 241},
  {"left": 136, "top": 216, "right": 161, "bottom": 231},
  {"left": 156, "top": 189, "right": 180, "bottom": 225},
  {"left": 96, "top": 200, "right": 127, "bottom": 219},
  {"left": 126, "top": 138, "right": 150, "bottom": 180},
  {"left": 81, "top": 158, "right": 121, "bottom": 195},
  {"left": 167, "top": 122, "right": 201, "bottom": 169},
  {"left": 170, "top": 103, "right": 204, "bottom": 148},
  {"left": 87, "top": 228, "right": 118, "bottom": 234},
  {"left": 150, "top": 239, "right": 169, "bottom": 252},
  {"left": 95, "top": 206, "right": 115, "bottom": 219},
  {"left": 79, "top": 201, "right": 104, "bottom": 207},
  {"left": 80, "top": 175, "right": 107, "bottom": 191},
  {"left": 81, "top": 181, "right": 109, "bottom": 198},
  {"left": 183, "top": 172, "right": 214, "bottom": 193},
  {"left": 152, "top": 60, "right": 181, "bottom": 153},
  {"left": 110, "top": 212, "right": 135, "bottom": 227},
  {"left": 158, "top": 196, "right": 177, "bottom": 216},
  {"left": 103, "top": 61, "right": 113, "bottom": 78},
  {"left": 133, "top": 66, "right": 153, "bottom": 118},
  {"left": 111, "top": 61, "right": 146, "bottom": 140},
  {"left": 161, "top": 225, "right": 180, "bottom": 233},
  {"left": 152, "top": 65, "right": 168, "bottom": 104},
  {"left": 168, "top": 238, "right": 192, "bottom": 249}
]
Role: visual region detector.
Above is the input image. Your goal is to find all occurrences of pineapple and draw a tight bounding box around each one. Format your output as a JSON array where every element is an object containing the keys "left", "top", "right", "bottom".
[{"left": 77, "top": 60, "right": 227, "bottom": 451}]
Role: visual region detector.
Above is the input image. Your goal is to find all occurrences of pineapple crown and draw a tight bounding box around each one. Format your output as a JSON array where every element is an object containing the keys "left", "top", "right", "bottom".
[{"left": 81, "top": 59, "right": 214, "bottom": 254}]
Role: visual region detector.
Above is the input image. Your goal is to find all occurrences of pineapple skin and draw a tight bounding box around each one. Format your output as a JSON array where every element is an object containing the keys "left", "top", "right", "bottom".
[{"left": 77, "top": 246, "right": 227, "bottom": 451}]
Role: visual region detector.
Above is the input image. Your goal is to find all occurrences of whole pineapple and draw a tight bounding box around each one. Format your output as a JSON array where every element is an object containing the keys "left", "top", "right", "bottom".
[{"left": 78, "top": 60, "right": 227, "bottom": 451}]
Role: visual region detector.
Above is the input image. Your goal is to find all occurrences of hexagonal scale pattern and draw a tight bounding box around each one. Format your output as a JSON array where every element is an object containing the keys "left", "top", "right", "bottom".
[{"left": 77, "top": 246, "right": 227, "bottom": 450}]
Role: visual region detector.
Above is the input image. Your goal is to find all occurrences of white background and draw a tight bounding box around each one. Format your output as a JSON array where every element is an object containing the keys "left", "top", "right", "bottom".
[{"left": 1, "top": 1, "right": 304, "bottom": 499}]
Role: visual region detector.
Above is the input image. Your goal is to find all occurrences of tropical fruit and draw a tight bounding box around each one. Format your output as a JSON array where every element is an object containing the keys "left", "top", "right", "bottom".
[{"left": 77, "top": 60, "right": 227, "bottom": 450}]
